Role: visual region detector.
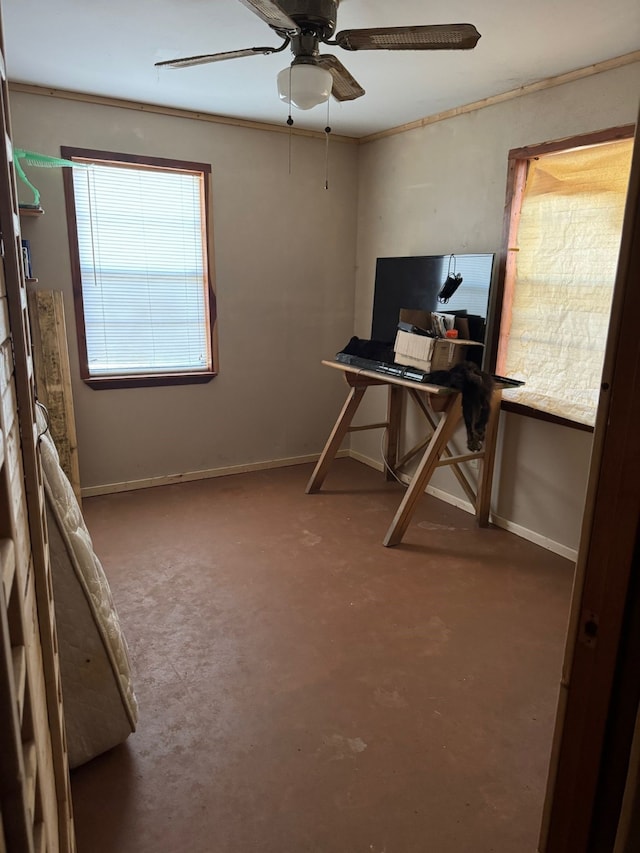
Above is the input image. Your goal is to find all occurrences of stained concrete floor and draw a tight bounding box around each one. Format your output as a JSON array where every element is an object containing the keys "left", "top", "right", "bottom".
[{"left": 70, "top": 458, "right": 574, "bottom": 853}]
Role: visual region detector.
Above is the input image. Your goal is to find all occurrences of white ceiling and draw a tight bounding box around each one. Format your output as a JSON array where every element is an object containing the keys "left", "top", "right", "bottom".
[{"left": 2, "top": 0, "right": 639, "bottom": 139}]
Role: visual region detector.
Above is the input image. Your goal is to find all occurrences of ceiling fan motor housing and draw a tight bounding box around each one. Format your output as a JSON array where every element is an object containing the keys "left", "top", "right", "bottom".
[
  {"left": 156, "top": 1, "right": 480, "bottom": 107},
  {"left": 276, "top": 0, "right": 338, "bottom": 40}
]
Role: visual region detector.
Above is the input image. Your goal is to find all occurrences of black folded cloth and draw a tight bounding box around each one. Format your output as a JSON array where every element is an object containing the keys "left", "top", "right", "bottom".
[{"left": 339, "top": 336, "right": 396, "bottom": 364}]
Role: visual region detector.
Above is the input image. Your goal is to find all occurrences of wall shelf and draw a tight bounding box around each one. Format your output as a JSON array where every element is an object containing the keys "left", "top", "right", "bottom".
[{"left": 19, "top": 206, "right": 44, "bottom": 216}]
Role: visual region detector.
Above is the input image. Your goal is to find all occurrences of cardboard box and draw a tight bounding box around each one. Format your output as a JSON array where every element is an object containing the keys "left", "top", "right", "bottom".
[
  {"left": 394, "top": 329, "right": 483, "bottom": 372},
  {"left": 398, "top": 308, "right": 479, "bottom": 342},
  {"left": 398, "top": 308, "right": 433, "bottom": 332}
]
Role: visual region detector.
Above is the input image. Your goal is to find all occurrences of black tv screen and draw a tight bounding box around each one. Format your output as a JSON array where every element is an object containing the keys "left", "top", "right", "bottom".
[{"left": 371, "top": 253, "right": 495, "bottom": 344}]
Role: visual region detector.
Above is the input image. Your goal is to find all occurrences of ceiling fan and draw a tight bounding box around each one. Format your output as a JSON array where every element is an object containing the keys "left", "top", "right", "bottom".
[{"left": 156, "top": 0, "right": 481, "bottom": 111}]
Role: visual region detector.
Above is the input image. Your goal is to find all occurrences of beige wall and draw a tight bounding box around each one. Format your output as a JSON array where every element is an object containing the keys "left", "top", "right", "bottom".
[
  {"left": 11, "top": 64, "right": 640, "bottom": 555},
  {"left": 352, "top": 63, "right": 640, "bottom": 557},
  {"left": 11, "top": 92, "right": 359, "bottom": 492}
]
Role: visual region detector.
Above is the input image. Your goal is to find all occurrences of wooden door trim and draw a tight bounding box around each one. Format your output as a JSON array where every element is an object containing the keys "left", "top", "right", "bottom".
[{"left": 540, "top": 115, "right": 640, "bottom": 851}]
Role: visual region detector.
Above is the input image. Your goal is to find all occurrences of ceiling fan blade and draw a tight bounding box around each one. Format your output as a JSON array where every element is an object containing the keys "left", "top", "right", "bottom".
[
  {"left": 236, "top": 0, "right": 298, "bottom": 33},
  {"left": 155, "top": 46, "right": 280, "bottom": 69},
  {"left": 335, "top": 23, "right": 481, "bottom": 52},
  {"left": 316, "top": 55, "right": 365, "bottom": 102}
]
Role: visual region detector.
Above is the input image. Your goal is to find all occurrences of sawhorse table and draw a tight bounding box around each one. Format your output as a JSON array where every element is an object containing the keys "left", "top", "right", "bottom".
[{"left": 305, "top": 360, "right": 503, "bottom": 547}]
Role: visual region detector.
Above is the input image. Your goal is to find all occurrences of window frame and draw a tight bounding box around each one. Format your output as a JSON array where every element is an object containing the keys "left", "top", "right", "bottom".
[
  {"left": 486, "top": 123, "right": 635, "bottom": 431},
  {"left": 61, "top": 147, "right": 218, "bottom": 390}
]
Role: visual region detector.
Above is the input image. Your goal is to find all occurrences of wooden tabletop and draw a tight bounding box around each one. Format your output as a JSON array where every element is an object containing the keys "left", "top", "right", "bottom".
[{"left": 322, "top": 359, "right": 455, "bottom": 395}]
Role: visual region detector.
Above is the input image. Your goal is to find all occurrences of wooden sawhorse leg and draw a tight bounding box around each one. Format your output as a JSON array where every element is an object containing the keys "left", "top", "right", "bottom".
[
  {"left": 306, "top": 374, "right": 395, "bottom": 494},
  {"left": 475, "top": 387, "right": 503, "bottom": 526},
  {"left": 305, "top": 384, "right": 368, "bottom": 494},
  {"left": 383, "top": 392, "right": 463, "bottom": 546},
  {"left": 307, "top": 363, "right": 504, "bottom": 545},
  {"left": 384, "top": 384, "right": 503, "bottom": 543},
  {"left": 384, "top": 385, "right": 403, "bottom": 481}
]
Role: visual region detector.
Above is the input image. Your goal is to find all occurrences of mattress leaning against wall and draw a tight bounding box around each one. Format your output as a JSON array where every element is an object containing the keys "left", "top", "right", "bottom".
[{"left": 36, "top": 405, "right": 138, "bottom": 768}]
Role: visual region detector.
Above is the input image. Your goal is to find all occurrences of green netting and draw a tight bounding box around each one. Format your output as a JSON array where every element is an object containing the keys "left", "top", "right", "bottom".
[{"left": 15, "top": 148, "right": 88, "bottom": 207}]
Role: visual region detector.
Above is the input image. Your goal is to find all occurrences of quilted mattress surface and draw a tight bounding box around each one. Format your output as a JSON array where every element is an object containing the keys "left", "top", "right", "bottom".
[{"left": 37, "top": 407, "right": 138, "bottom": 767}]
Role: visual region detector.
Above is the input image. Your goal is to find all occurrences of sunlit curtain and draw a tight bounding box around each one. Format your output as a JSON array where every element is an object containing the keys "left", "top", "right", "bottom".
[{"left": 502, "top": 138, "right": 633, "bottom": 425}]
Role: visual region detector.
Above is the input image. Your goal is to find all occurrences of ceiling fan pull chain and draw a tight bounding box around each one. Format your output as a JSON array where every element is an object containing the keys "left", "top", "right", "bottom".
[
  {"left": 324, "top": 98, "right": 331, "bottom": 191},
  {"left": 287, "top": 65, "right": 294, "bottom": 176},
  {"left": 287, "top": 114, "right": 294, "bottom": 175}
]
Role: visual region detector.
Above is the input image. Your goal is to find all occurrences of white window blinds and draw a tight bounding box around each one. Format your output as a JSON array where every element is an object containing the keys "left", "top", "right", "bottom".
[
  {"left": 71, "top": 162, "right": 210, "bottom": 377},
  {"left": 501, "top": 139, "right": 633, "bottom": 425}
]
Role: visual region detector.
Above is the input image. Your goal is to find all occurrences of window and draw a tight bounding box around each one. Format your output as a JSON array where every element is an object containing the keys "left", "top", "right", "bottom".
[
  {"left": 491, "top": 126, "right": 634, "bottom": 428},
  {"left": 62, "top": 148, "right": 217, "bottom": 389}
]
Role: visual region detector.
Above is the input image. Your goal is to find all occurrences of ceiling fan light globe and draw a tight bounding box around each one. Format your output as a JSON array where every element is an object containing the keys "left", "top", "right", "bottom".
[{"left": 277, "top": 64, "right": 333, "bottom": 110}]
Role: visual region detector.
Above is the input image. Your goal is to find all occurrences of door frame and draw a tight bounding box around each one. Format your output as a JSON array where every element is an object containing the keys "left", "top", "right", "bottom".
[{"left": 540, "top": 114, "right": 640, "bottom": 851}]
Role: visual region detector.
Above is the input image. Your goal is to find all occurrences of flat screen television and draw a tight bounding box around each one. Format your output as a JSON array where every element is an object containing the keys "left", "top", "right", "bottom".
[{"left": 371, "top": 253, "right": 495, "bottom": 345}]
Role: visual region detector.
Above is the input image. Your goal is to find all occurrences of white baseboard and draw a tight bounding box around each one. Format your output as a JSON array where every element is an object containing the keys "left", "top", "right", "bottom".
[
  {"left": 348, "top": 449, "right": 384, "bottom": 472},
  {"left": 81, "top": 449, "right": 350, "bottom": 498},
  {"left": 425, "top": 485, "right": 577, "bottom": 561},
  {"left": 348, "top": 451, "right": 577, "bottom": 562},
  {"left": 82, "top": 448, "right": 578, "bottom": 561},
  {"left": 488, "top": 514, "right": 578, "bottom": 562},
  {"left": 425, "top": 484, "right": 475, "bottom": 515}
]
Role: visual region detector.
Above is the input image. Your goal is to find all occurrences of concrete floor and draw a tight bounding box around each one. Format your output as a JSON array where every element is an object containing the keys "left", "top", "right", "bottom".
[{"left": 70, "top": 458, "right": 574, "bottom": 853}]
